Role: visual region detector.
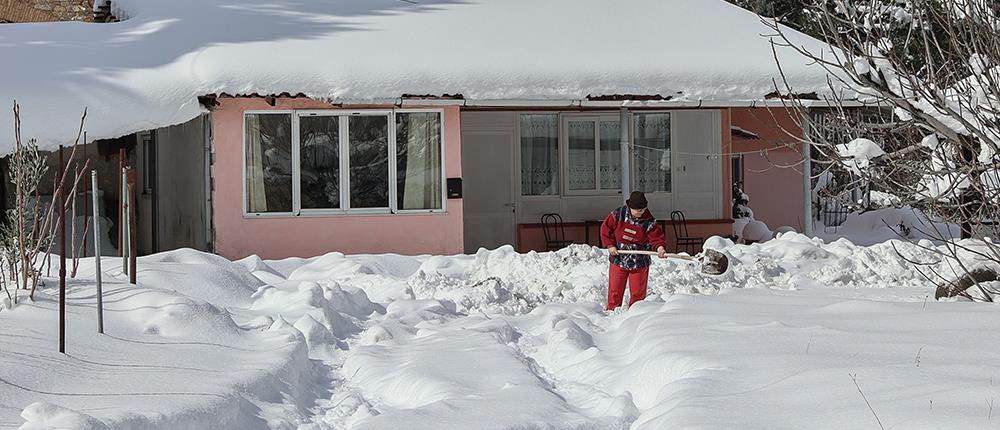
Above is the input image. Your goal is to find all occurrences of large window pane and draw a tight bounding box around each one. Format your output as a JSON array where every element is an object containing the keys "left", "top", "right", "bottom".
[
  {"left": 300, "top": 116, "right": 340, "bottom": 209},
  {"left": 520, "top": 114, "right": 559, "bottom": 196},
  {"left": 349, "top": 116, "right": 390, "bottom": 208},
  {"left": 568, "top": 121, "right": 596, "bottom": 190},
  {"left": 396, "top": 112, "right": 442, "bottom": 210},
  {"left": 633, "top": 113, "right": 671, "bottom": 192},
  {"left": 600, "top": 121, "right": 621, "bottom": 190},
  {"left": 245, "top": 113, "right": 292, "bottom": 213}
]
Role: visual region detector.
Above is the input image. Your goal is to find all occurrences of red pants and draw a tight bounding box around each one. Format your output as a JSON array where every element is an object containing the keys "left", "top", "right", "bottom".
[{"left": 607, "top": 264, "right": 649, "bottom": 310}]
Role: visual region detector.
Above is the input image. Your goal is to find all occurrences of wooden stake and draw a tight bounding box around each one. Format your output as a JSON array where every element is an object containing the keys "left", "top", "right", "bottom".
[{"left": 58, "top": 146, "right": 66, "bottom": 354}]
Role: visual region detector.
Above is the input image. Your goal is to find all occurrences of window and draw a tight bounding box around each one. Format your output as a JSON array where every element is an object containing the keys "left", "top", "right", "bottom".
[
  {"left": 349, "top": 115, "right": 390, "bottom": 209},
  {"left": 565, "top": 117, "right": 621, "bottom": 193},
  {"left": 244, "top": 110, "right": 444, "bottom": 216},
  {"left": 299, "top": 115, "right": 340, "bottom": 209},
  {"left": 245, "top": 113, "right": 293, "bottom": 213},
  {"left": 519, "top": 114, "right": 558, "bottom": 196},
  {"left": 633, "top": 113, "right": 671, "bottom": 193},
  {"left": 396, "top": 112, "right": 443, "bottom": 210}
]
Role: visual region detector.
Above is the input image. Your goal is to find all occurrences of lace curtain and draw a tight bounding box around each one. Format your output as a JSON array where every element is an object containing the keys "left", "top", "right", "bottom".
[
  {"left": 633, "top": 113, "right": 671, "bottom": 192},
  {"left": 520, "top": 115, "right": 559, "bottom": 195}
]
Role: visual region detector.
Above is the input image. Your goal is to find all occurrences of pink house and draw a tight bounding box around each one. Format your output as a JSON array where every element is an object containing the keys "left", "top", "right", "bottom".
[
  {"left": 4, "top": 0, "right": 843, "bottom": 260},
  {"left": 197, "top": 95, "right": 814, "bottom": 260}
]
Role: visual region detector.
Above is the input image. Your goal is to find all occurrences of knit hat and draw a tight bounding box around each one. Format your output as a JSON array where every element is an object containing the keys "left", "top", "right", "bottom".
[{"left": 625, "top": 191, "right": 648, "bottom": 209}]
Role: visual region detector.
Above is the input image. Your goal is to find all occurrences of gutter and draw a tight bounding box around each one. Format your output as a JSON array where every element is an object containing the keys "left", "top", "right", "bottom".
[{"left": 395, "top": 98, "right": 876, "bottom": 108}]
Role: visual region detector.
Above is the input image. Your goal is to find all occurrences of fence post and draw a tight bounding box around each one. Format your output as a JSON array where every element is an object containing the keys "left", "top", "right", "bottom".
[
  {"left": 128, "top": 168, "right": 137, "bottom": 285},
  {"left": 91, "top": 170, "right": 103, "bottom": 334}
]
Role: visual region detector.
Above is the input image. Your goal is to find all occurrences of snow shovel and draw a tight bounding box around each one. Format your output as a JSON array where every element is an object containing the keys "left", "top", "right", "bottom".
[{"left": 616, "top": 249, "right": 729, "bottom": 275}]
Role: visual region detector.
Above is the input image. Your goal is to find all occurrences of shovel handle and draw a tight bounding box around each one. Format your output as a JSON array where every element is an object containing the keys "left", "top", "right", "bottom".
[{"left": 615, "top": 250, "right": 697, "bottom": 261}]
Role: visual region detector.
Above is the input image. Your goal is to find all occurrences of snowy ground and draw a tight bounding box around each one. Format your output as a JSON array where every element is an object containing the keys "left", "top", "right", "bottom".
[{"left": 2, "top": 235, "right": 999, "bottom": 429}]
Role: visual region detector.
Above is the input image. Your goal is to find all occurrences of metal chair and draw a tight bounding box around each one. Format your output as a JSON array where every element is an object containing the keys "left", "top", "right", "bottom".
[
  {"left": 670, "top": 210, "right": 703, "bottom": 254},
  {"left": 541, "top": 213, "right": 573, "bottom": 251}
]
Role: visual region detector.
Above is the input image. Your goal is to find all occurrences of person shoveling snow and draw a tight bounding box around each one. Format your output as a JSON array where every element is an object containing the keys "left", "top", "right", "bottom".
[
  {"left": 600, "top": 192, "right": 731, "bottom": 311},
  {"left": 600, "top": 191, "right": 668, "bottom": 311}
]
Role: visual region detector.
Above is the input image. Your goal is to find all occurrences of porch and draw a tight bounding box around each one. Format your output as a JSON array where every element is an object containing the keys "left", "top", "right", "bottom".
[
  {"left": 460, "top": 108, "right": 734, "bottom": 254},
  {"left": 516, "top": 217, "right": 734, "bottom": 253}
]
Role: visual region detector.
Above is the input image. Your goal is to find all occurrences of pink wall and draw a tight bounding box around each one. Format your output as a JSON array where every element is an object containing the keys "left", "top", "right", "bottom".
[
  {"left": 212, "top": 97, "right": 464, "bottom": 260},
  {"left": 731, "top": 107, "right": 806, "bottom": 231}
]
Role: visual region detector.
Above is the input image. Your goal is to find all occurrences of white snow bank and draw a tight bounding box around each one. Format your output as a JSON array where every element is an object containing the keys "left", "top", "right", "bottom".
[
  {"left": 2, "top": 250, "right": 319, "bottom": 430},
  {"left": 1, "top": 0, "right": 839, "bottom": 150},
  {"left": 6, "top": 238, "right": 998, "bottom": 429},
  {"left": 516, "top": 289, "right": 1000, "bottom": 429},
  {"left": 242, "top": 239, "right": 1000, "bottom": 429}
]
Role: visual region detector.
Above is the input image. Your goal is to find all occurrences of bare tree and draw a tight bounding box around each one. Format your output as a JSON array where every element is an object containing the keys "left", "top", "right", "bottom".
[
  {"left": 765, "top": 0, "right": 1000, "bottom": 301},
  {"left": 2, "top": 102, "right": 91, "bottom": 306}
]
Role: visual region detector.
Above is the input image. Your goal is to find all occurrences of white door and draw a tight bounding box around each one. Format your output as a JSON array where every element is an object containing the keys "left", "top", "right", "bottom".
[
  {"left": 672, "top": 110, "right": 722, "bottom": 219},
  {"left": 462, "top": 128, "right": 516, "bottom": 252}
]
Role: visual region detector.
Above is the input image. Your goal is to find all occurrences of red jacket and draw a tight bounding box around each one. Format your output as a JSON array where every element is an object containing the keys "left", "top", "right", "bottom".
[{"left": 600, "top": 205, "right": 666, "bottom": 269}]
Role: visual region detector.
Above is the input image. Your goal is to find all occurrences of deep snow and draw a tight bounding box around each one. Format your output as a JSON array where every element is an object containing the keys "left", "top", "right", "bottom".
[
  {"left": 1, "top": 0, "right": 839, "bottom": 150},
  {"left": 2, "top": 236, "right": 1000, "bottom": 429}
]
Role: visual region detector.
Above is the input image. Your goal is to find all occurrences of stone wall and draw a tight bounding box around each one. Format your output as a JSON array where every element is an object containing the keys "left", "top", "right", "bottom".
[{"left": 0, "top": 0, "right": 93, "bottom": 23}]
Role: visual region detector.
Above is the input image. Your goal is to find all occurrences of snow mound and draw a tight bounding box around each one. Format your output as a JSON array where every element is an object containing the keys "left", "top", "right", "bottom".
[
  {"left": 250, "top": 280, "right": 382, "bottom": 344},
  {"left": 133, "top": 248, "right": 263, "bottom": 307},
  {"left": 20, "top": 402, "right": 107, "bottom": 430},
  {"left": 817, "top": 206, "right": 960, "bottom": 246}
]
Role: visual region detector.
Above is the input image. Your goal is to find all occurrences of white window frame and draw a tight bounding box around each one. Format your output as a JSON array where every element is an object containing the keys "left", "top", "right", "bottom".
[
  {"left": 243, "top": 110, "right": 296, "bottom": 218},
  {"left": 242, "top": 108, "right": 447, "bottom": 218},
  {"left": 391, "top": 108, "right": 449, "bottom": 214},
  {"left": 561, "top": 114, "right": 624, "bottom": 196}
]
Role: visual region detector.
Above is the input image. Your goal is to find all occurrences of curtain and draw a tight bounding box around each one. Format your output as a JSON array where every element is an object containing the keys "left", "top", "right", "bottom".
[
  {"left": 245, "top": 114, "right": 267, "bottom": 212},
  {"left": 519, "top": 115, "right": 559, "bottom": 195}
]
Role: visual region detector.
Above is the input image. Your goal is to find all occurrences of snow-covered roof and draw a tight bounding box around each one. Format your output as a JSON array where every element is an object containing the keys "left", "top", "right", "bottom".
[{"left": 2, "top": 0, "right": 839, "bottom": 150}]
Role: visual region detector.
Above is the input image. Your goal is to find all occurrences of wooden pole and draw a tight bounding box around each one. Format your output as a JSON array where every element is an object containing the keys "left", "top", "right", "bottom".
[
  {"left": 121, "top": 168, "right": 128, "bottom": 277},
  {"left": 58, "top": 146, "right": 66, "bottom": 354},
  {"left": 118, "top": 147, "right": 124, "bottom": 257},
  {"left": 128, "top": 169, "right": 137, "bottom": 285}
]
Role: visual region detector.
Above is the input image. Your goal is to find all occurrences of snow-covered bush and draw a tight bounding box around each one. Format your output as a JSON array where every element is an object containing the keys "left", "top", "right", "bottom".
[{"left": 741, "top": 220, "right": 773, "bottom": 243}]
